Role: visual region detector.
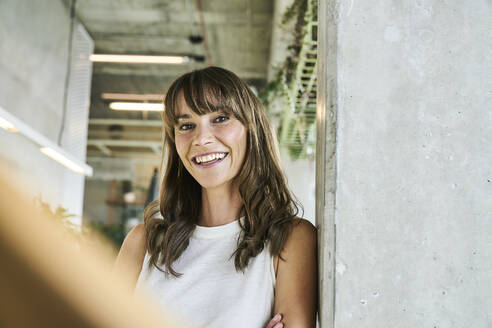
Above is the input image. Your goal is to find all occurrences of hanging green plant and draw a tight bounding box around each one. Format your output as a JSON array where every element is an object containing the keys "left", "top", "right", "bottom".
[
  {"left": 259, "top": 0, "right": 307, "bottom": 107},
  {"left": 260, "top": 0, "right": 318, "bottom": 160}
]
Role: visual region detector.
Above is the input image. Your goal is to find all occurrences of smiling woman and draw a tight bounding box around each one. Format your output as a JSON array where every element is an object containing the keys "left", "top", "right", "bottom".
[{"left": 113, "top": 67, "right": 318, "bottom": 328}]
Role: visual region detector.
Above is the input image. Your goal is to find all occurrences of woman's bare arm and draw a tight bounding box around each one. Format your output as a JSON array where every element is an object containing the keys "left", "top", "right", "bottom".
[
  {"left": 112, "top": 223, "right": 147, "bottom": 292},
  {"left": 274, "top": 219, "right": 318, "bottom": 327}
]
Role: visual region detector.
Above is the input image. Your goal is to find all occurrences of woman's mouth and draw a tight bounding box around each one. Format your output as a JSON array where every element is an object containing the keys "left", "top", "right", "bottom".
[{"left": 192, "top": 152, "right": 229, "bottom": 167}]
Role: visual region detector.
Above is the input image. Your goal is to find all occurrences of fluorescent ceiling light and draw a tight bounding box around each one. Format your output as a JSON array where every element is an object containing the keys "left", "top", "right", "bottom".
[
  {"left": 109, "top": 102, "right": 164, "bottom": 111},
  {"left": 0, "top": 105, "right": 93, "bottom": 176},
  {"left": 0, "top": 116, "right": 18, "bottom": 132},
  {"left": 101, "top": 93, "right": 163, "bottom": 101},
  {"left": 40, "top": 147, "right": 86, "bottom": 175},
  {"left": 90, "top": 54, "right": 189, "bottom": 64}
]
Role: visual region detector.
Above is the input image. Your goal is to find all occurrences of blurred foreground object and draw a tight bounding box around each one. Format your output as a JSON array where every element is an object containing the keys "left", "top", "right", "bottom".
[{"left": 0, "top": 169, "right": 177, "bottom": 328}]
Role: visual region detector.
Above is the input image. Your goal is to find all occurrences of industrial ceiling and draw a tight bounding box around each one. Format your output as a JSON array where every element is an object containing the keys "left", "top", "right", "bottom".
[{"left": 71, "top": 0, "right": 275, "bottom": 166}]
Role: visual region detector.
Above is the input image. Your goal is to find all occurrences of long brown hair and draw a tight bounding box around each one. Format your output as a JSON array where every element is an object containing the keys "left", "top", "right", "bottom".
[{"left": 144, "top": 66, "right": 300, "bottom": 277}]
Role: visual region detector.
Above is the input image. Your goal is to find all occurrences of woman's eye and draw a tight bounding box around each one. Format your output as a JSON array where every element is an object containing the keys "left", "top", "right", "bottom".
[
  {"left": 178, "top": 123, "right": 194, "bottom": 131},
  {"left": 214, "top": 115, "right": 229, "bottom": 123}
]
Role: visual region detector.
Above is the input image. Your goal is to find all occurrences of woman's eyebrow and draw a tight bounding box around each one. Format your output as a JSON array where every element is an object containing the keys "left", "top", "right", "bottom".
[{"left": 176, "top": 114, "right": 191, "bottom": 120}]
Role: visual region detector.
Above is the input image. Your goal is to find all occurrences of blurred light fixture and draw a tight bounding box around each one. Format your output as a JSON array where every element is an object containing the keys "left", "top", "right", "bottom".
[
  {"left": 0, "top": 116, "right": 18, "bottom": 132},
  {"left": 40, "top": 147, "right": 86, "bottom": 175},
  {"left": 101, "top": 93, "right": 163, "bottom": 101},
  {"left": 109, "top": 102, "right": 164, "bottom": 111},
  {"left": 123, "top": 192, "right": 136, "bottom": 204},
  {"left": 90, "top": 54, "right": 189, "bottom": 64},
  {"left": 0, "top": 105, "right": 93, "bottom": 176}
]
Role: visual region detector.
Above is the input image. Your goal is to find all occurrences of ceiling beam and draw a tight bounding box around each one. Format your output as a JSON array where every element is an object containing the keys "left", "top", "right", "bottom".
[
  {"left": 93, "top": 143, "right": 112, "bottom": 156},
  {"left": 78, "top": 10, "right": 270, "bottom": 25},
  {"left": 92, "top": 64, "right": 193, "bottom": 77},
  {"left": 87, "top": 152, "right": 161, "bottom": 160},
  {"left": 93, "top": 38, "right": 195, "bottom": 54},
  {"left": 87, "top": 139, "right": 162, "bottom": 148},
  {"left": 92, "top": 65, "right": 266, "bottom": 79},
  {"left": 89, "top": 119, "right": 162, "bottom": 127},
  {"left": 151, "top": 145, "right": 161, "bottom": 155}
]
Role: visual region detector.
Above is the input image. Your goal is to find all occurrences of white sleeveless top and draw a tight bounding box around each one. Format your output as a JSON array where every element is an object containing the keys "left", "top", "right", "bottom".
[{"left": 135, "top": 219, "right": 276, "bottom": 328}]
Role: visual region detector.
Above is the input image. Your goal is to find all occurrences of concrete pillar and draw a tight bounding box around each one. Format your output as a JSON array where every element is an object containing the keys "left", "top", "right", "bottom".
[{"left": 317, "top": 0, "right": 492, "bottom": 326}]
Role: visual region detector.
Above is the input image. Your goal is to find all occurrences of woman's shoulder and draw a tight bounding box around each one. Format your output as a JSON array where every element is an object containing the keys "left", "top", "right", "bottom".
[
  {"left": 127, "top": 223, "right": 146, "bottom": 242},
  {"left": 273, "top": 218, "right": 316, "bottom": 274},
  {"left": 113, "top": 223, "right": 147, "bottom": 290},
  {"left": 290, "top": 217, "right": 316, "bottom": 232},
  {"left": 119, "top": 223, "right": 147, "bottom": 259},
  {"left": 286, "top": 217, "right": 317, "bottom": 246}
]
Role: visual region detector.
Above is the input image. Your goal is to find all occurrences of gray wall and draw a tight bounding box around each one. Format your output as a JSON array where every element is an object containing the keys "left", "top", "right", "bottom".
[
  {"left": 281, "top": 151, "right": 316, "bottom": 224},
  {"left": 0, "top": 1, "right": 91, "bottom": 218},
  {"left": 319, "top": 0, "right": 492, "bottom": 326}
]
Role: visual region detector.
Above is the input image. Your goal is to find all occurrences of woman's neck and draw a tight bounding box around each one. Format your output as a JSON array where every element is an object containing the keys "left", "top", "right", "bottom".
[{"left": 199, "top": 183, "right": 243, "bottom": 227}]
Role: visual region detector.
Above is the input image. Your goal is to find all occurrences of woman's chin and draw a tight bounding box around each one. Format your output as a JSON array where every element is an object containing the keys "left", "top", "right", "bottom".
[{"left": 197, "top": 179, "right": 230, "bottom": 191}]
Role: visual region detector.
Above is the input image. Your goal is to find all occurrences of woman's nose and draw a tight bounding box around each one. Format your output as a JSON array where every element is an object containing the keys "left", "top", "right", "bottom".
[{"left": 193, "top": 123, "right": 214, "bottom": 146}]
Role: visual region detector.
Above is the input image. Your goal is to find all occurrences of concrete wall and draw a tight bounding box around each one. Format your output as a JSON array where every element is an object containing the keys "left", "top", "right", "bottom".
[
  {"left": 0, "top": 1, "right": 91, "bottom": 218},
  {"left": 319, "top": 0, "right": 492, "bottom": 326},
  {"left": 281, "top": 152, "right": 316, "bottom": 224}
]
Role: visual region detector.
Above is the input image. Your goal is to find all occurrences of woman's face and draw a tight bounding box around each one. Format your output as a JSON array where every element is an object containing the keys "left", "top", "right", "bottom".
[{"left": 174, "top": 93, "right": 247, "bottom": 190}]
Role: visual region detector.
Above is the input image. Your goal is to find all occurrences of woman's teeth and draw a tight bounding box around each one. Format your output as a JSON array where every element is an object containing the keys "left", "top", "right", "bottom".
[{"left": 195, "top": 152, "right": 226, "bottom": 164}]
